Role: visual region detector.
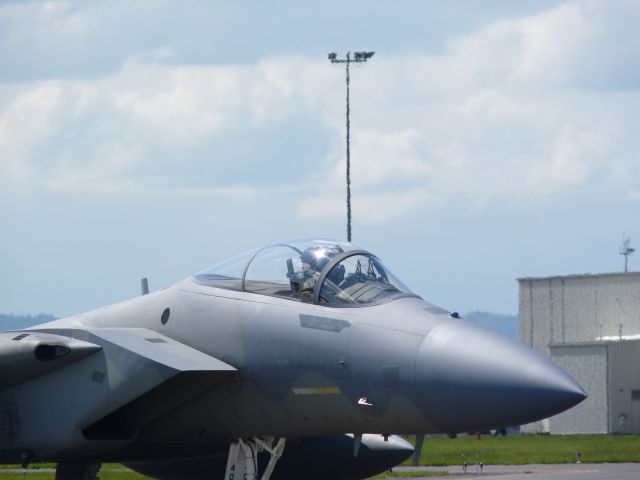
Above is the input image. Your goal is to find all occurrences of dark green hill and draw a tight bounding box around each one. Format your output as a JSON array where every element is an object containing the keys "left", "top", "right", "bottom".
[
  {"left": 0, "top": 313, "right": 57, "bottom": 331},
  {"left": 464, "top": 311, "right": 519, "bottom": 341}
]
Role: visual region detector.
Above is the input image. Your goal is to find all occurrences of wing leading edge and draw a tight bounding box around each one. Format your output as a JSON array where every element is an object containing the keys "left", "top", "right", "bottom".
[{"left": 0, "top": 328, "right": 236, "bottom": 461}]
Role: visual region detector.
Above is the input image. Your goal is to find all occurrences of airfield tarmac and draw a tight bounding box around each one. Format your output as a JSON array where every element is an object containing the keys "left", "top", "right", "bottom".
[
  {"left": 3, "top": 464, "right": 640, "bottom": 479},
  {"left": 394, "top": 463, "right": 640, "bottom": 479}
]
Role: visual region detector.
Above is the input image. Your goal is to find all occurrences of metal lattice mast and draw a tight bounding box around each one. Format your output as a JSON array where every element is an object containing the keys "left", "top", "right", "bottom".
[
  {"left": 328, "top": 51, "right": 375, "bottom": 242},
  {"left": 345, "top": 54, "right": 351, "bottom": 242},
  {"left": 620, "top": 233, "right": 635, "bottom": 273}
]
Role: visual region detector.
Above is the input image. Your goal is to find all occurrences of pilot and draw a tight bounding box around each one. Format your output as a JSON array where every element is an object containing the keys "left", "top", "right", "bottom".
[
  {"left": 297, "top": 246, "right": 343, "bottom": 298},
  {"left": 327, "top": 262, "right": 346, "bottom": 286}
]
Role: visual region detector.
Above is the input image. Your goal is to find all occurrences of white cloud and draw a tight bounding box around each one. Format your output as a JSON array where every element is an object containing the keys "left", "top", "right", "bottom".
[
  {"left": 0, "top": 0, "right": 638, "bottom": 221},
  {"left": 112, "top": 63, "right": 244, "bottom": 145},
  {"left": 503, "top": 2, "right": 592, "bottom": 84},
  {"left": 298, "top": 189, "right": 432, "bottom": 222},
  {"left": 0, "top": 82, "right": 65, "bottom": 179},
  {"left": 324, "top": 129, "right": 430, "bottom": 189},
  {"left": 527, "top": 126, "right": 605, "bottom": 191}
]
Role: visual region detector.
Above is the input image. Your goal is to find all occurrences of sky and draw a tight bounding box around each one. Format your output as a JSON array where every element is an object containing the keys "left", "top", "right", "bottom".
[{"left": 0, "top": 0, "right": 638, "bottom": 317}]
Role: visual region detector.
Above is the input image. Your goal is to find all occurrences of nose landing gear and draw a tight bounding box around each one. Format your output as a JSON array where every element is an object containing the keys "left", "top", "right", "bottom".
[{"left": 224, "top": 436, "right": 286, "bottom": 480}]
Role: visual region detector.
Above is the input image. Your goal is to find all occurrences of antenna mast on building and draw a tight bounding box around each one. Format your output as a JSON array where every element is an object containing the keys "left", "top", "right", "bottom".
[{"left": 620, "top": 233, "right": 635, "bottom": 272}]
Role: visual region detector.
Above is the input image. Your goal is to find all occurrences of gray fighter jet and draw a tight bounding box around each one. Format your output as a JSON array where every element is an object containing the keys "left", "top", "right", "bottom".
[{"left": 0, "top": 238, "right": 586, "bottom": 480}]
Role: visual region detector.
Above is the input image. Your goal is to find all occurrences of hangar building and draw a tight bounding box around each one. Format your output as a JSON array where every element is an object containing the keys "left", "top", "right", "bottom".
[{"left": 519, "top": 272, "right": 640, "bottom": 434}]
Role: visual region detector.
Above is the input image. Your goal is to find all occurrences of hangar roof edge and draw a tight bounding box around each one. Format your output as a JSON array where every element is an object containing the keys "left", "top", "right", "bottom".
[{"left": 517, "top": 271, "right": 640, "bottom": 282}]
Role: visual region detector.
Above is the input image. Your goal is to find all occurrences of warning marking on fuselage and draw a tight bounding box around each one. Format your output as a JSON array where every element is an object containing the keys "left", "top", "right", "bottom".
[
  {"left": 299, "top": 315, "right": 351, "bottom": 332},
  {"left": 293, "top": 387, "right": 341, "bottom": 395}
]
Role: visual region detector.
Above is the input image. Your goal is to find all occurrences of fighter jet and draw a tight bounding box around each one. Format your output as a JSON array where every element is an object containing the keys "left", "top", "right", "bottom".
[{"left": 0, "top": 238, "right": 586, "bottom": 480}]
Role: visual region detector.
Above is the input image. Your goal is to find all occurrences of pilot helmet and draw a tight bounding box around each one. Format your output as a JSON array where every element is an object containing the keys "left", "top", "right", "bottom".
[{"left": 300, "top": 245, "right": 340, "bottom": 273}]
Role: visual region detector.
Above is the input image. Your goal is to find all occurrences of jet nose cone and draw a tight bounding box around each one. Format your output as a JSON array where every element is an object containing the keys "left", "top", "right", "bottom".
[{"left": 416, "top": 320, "right": 586, "bottom": 433}]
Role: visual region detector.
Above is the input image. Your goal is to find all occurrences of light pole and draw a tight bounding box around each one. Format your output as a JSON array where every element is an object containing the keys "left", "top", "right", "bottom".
[{"left": 328, "top": 51, "right": 375, "bottom": 242}]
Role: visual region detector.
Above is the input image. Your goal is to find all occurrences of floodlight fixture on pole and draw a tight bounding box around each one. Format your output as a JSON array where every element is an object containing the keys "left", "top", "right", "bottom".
[
  {"left": 620, "top": 233, "right": 635, "bottom": 273},
  {"left": 328, "top": 51, "right": 375, "bottom": 242}
]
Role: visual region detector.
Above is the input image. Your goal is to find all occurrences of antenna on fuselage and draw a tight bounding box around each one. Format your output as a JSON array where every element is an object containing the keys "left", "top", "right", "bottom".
[{"left": 141, "top": 277, "right": 149, "bottom": 296}]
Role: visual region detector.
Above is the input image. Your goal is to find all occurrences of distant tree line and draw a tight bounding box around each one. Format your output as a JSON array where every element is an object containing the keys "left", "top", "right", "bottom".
[
  {"left": 0, "top": 313, "right": 57, "bottom": 331},
  {"left": 464, "top": 311, "right": 519, "bottom": 341}
]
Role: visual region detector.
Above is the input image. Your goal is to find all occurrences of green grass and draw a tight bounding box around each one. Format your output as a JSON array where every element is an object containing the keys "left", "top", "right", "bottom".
[
  {"left": 0, "top": 435, "right": 638, "bottom": 478},
  {"left": 373, "top": 470, "right": 449, "bottom": 478},
  {"left": 408, "top": 434, "right": 640, "bottom": 465},
  {"left": 0, "top": 465, "right": 451, "bottom": 480},
  {"left": 0, "top": 465, "right": 150, "bottom": 480}
]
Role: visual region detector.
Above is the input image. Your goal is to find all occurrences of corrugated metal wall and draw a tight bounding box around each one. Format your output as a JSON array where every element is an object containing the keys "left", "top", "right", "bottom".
[
  {"left": 550, "top": 345, "right": 608, "bottom": 434},
  {"left": 563, "top": 277, "right": 599, "bottom": 343},
  {"left": 608, "top": 342, "right": 640, "bottom": 433},
  {"left": 596, "top": 276, "right": 640, "bottom": 339},
  {"left": 520, "top": 274, "right": 640, "bottom": 347},
  {"left": 518, "top": 273, "right": 640, "bottom": 434},
  {"left": 519, "top": 281, "right": 532, "bottom": 347}
]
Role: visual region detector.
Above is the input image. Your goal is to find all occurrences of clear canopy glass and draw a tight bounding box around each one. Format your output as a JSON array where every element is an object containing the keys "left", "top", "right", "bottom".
[
  {"left": 193, "top": 248, "right": 257, "bottom": 291},
  {"left": 319, "top": 254, "right": 412, "bottom": 305},
  {"left": 194, "top": 239, "right": 414, "bottom": 305}
]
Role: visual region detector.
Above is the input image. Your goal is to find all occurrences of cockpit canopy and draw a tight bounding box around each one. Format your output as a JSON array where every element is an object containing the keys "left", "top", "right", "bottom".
[{"left": 194, "top": 239, "right": 414, "bottom": 306}]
